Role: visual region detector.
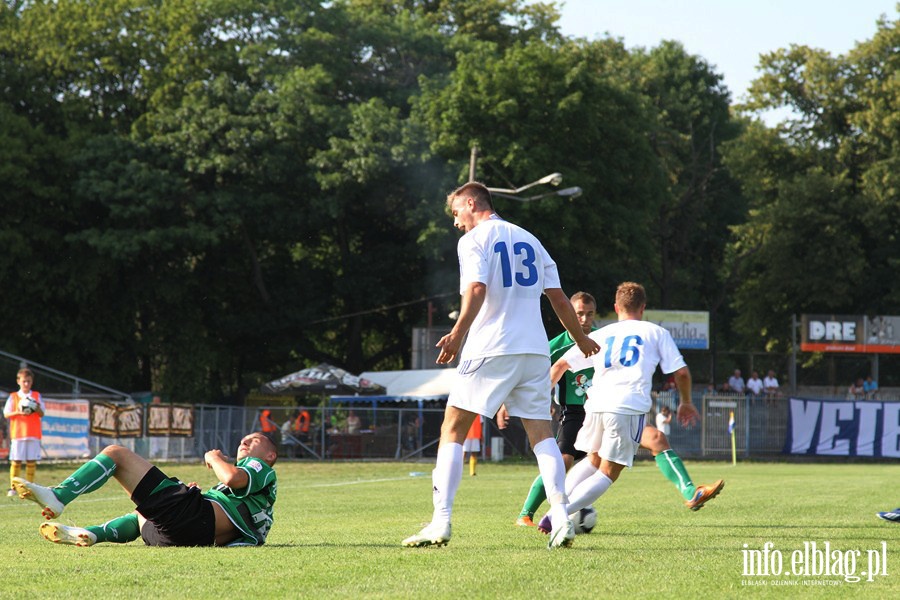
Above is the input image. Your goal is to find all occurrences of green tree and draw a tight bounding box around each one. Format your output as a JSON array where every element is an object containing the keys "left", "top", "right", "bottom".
[
  {"left": 413, "top": 36, "right": 662, "bottom": 322},
  {"left": 725, "top": 10, "right": 900, "bottom": 364},
  {"left": 1, "top": 0, "right": 573, "bottom": 400},
  {"left": 630, "top": 41, "right": 743, "bottom": 313}
]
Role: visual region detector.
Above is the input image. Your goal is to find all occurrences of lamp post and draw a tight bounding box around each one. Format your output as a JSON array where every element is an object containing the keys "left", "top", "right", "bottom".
[
  {"left": 486, "top": 172, "right": 564, "bottom": 195},
  {"left": 490, "top": 186, "right": 582, "bottom": 203},
  {"left": 468, "top": 146, "right": 577, "bottom": 202}
]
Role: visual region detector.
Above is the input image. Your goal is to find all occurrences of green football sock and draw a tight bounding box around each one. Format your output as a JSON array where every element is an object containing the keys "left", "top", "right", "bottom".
[
  {"left": 54, "top": 454, "right": 117, "bottom": 505},
  {"left": 87, "top": 513, "right": 140, "bottom": 544},
  {"left": 519, "top": 474, "right": 547, "bottom": 518},
  {"left": 655, "top": 450, "right": 696, "bottom": 501}
]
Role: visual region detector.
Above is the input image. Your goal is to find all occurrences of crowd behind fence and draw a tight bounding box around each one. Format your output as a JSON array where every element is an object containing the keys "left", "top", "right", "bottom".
[{"left": 67, "top": 390, "right": 900, "bottom": 463}]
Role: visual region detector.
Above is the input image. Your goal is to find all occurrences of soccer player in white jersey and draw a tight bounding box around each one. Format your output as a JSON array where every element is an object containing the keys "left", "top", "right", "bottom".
[
  {"left": 402, "top": 182, "right": 599, "bottom": 549},
  {"left": 549, "top": 282, "right": 721, "bottom": 520}
]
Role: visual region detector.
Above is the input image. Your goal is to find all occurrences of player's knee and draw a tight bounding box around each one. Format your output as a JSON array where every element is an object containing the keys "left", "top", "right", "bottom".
[
  {"left": 642, "top": 428, "right": 670, "bottom": 454},
  {"left": 100, "top": 444, "right": 132, "bottom": 461}
]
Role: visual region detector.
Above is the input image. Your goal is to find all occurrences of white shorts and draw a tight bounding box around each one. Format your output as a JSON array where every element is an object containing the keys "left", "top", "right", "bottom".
[
  {"left": 462, "top": 438, "right": 481, "bottom": 453},
  {"left": 448, "top": 354, "right": 551, "bottom": 420},
  {"left": 9, "top": 439, "right": 42, "bottom": 462},
  {"left": 574, "top": 412, "right": 645, "bottom": 467}
]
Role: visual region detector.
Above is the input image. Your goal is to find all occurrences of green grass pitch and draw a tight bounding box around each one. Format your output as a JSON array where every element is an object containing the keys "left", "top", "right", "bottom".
[{"left": 2, "top": 460, "right": 899, "bottom": 598}]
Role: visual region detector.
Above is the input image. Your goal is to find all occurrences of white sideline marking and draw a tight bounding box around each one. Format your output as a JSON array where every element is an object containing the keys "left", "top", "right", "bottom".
[
  {"left": 307, "top": 477, "right": 412, "bottom": 488},
  {"left": 1, "top": 476, "right": 416, "bottom": 510},
  {"left": 1, "top": 495, "right": 125, "bottom": 511}
]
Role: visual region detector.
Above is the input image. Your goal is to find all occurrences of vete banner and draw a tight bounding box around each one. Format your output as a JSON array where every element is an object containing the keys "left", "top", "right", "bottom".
[{"left": 785, "top": 398, "right": 900, "bottom": 457}]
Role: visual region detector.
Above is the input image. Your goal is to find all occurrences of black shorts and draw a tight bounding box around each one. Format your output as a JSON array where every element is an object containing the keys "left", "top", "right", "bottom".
[
  {"left": 557, "top": 404, "right": 587, "bottom": 460},
  {"left": 131, "top": 466, "right": 216, "bottom": 547}
]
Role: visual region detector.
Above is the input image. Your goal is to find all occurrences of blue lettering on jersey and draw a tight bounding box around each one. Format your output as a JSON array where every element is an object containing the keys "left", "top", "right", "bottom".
[
  {"left": 603, "top": 335, "right": 644, "bottom": 368},
  {"left": 493, "top": 241, "right": 538, "bottom": 287}
]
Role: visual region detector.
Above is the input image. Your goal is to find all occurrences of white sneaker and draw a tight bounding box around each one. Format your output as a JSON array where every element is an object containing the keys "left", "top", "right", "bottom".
[
  {"left": 548, "top": 518, "right": 576, "bottom": 549},
  {"left": 402, "top": 522, "right": 451, "bottom": 547},
  {"left": 39, "top": 522, "right": 97, "bottom": 547},
  {"left": 11, "top": 477, "right": 65, "bottom": 519},
  {"left": 6, "top": 488, "right": 17, "bottom": 497}
]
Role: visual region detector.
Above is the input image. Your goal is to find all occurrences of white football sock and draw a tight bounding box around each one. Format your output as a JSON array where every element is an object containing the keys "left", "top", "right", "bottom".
[
  {"left": 564, "top": 457, "right": 598, "bottom": 496},
  {"left": 568, "top": 471, "right": 613, "bottom": 514},
  {"left": 533, "top": 438, "right": 570, "bottom": 527},
  {"left": 431, "top": 442, "right": 463, "bottom": 525}
]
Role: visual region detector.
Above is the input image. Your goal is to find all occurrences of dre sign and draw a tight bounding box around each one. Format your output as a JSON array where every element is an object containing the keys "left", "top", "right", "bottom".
[
  {"left": 808, "top": 319, "right": 856, "bottom": 342},
  {"left": 801, "top": 313, "right": 900, "bottom": 353}
]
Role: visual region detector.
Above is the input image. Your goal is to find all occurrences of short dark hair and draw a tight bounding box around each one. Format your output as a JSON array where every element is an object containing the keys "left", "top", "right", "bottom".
[
  {"left": 570, "top": 291, "right": 596, "bottom": 307},
  {"left": 255, "top": 432, "right": 279, "bottom": 466},
  {"left": 447, "top": 181, "right": 494, "bottom": 211}
]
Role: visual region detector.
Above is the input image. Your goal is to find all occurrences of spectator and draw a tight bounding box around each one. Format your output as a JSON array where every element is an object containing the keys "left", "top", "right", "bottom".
[
  {"left": 345, "top": 410, "right": 362, "bottom": 434},
  {"left": 863, "top": 375, "right": 879, "bottom": 400},
  {"left": 746, "top": 371, "right": 764, "bottom": 397},
  {"left": 727, "top": 369, "right": 745, "bottom": 395},
  {"left": 403, "top": 414, "right": 423, "bottom": 452},
  {"left": 655, "top": 405, "right": 672, "bottom": 436},
  {"left": 654, "top": 377, "right": 677, "bottom": 412},
  {"left": 293, "top": 409, "right": 311, "bottom": 435},
  {"left": 259, "top": 409, "right": 281, "bottom": 446},
  {"left": 847, "top": 378, "right": 865, "bottom": 400},
  {"left": 280, "top": 412, "right": 299, "bottom": 457},
  {"left": 763, "top": 370, "right": 780, "bottom": 398}
]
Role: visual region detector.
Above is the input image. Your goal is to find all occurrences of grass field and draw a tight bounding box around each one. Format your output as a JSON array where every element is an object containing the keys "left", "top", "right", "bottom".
[{"left": 2, "top": 459, "right": 899, "bottom": 599}]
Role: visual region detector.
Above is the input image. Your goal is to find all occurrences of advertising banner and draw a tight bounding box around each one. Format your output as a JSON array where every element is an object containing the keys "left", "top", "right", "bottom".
[
  {"left": 800, "top": 314, "right": 900, "bottom": 353},
  {"left": 170, "top": 405, "right": 194, "bottom": 437},
  {"left": 598, "top": 310, "right": 710, "bottom": 350},
  {"left": 41, "top": 399, "right": 90, "bottom": 459},
  {"left": 148, "top": 404, "right": 195, "bottom": 437},
  {"left": 644, "top": 310, "right": 710, "bottom": 350},
  {"left": 90, "top": 402, "right": 119, "bottom": 437},
  {"left": 89, "top": 402, "right": 143, "bottom": 438},
  {"left": 785, "top": 398, "right": 900, "bottom": 457}
]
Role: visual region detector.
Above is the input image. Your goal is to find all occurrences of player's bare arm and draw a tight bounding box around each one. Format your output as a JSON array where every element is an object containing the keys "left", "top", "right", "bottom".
[
  {"left": 436, "top": 281, "right": 486, "bottom": 364},
  {"left": 550, "top": 358, "right": 570, "bottom": 388},
  {"left": 672, "top": 366, "right": 699, "bottom": 427},
  {"left": 204, "top": 449, "right": 248, "bottom": 489},
  {"left": 545, "top": 288, "right": 600, "bottom": 357}
]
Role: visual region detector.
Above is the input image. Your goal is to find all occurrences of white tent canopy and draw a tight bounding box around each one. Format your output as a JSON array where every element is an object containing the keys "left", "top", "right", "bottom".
[{"left": 348, "top": 368, "right": 456, "bottom": 400}]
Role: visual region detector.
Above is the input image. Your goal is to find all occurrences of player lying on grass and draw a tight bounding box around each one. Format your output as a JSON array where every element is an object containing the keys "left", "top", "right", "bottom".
[
  {"left": 535, "top": 282, "right": 723, "bottom": 533},
  {"left": 12, "top": 432, "right": 277, "bottom": 547}
]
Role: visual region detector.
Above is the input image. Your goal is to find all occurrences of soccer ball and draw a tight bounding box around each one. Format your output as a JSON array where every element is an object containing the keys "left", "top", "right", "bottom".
[
  {"left": 572, "top": 506, "right": 597, "bottom": 534},
  {"left": 18, "top": 398, "right": 39, "bottom": 415}
]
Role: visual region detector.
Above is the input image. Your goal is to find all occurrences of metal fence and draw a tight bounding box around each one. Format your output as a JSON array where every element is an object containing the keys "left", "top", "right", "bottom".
[
  {"left": 655, "top": 393, "right": 790, "bottom": 459},
  {"left": 58, "top": 392, "right": 900, "bottom": 463},
  {"left": 87, "top": 404, "right": 536, "bottom": 463},
  {"left": 80, "top": 395, "right": 791, "bottom": 463}
]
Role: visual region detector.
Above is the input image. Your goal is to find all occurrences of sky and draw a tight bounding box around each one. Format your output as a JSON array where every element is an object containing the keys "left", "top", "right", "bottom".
[{"left": 549, "top": 0, "right": 897, "bottom": 108}]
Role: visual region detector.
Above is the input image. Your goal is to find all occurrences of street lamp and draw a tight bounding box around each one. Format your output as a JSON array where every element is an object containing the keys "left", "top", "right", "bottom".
[
  {"left": 468, "top": 145, "right": 578, "bottom": 202},
  {"left": 490, "top": 186, "right": 582, "bottom": 203},
  {"left": 486, "top": 172, "right": 563, "bottom": 195}
]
